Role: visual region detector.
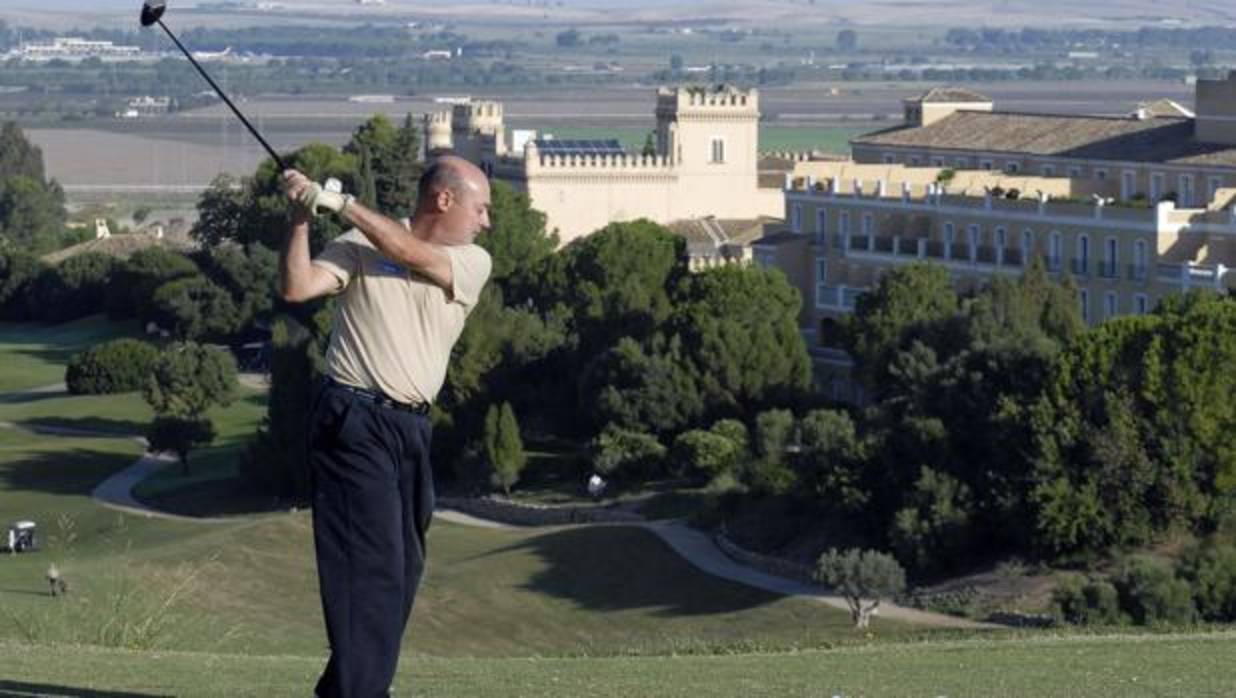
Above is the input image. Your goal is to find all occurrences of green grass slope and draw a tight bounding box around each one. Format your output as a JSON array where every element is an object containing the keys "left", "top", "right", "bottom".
[
  {"left": 0, "top": 315, "right": 142, "bottom": 392},
  {"left": 1, "top": 631, "right": 1234, "bottom": 697}
]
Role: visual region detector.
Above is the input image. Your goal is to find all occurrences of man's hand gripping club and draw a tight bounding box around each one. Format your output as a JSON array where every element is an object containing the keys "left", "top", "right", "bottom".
[{"left": 283, "top": 170, "right": 352, "bottom": 218}]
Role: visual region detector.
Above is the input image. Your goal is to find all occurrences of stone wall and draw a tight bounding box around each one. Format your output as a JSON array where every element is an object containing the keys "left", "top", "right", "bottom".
[
  {"left": 438, "top": 496, "right": 643, "bottom": 526},
  {"left": 713, "top": 530, "right": 816, "bottom": 585}
]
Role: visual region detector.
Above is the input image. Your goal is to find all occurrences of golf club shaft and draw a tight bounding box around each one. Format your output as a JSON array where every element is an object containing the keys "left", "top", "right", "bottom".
[{"left": 156, "top": 18, "right": 286, "bottom": 171}]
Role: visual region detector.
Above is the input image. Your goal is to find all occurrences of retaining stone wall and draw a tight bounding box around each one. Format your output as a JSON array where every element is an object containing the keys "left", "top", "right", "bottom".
[{"left": 438, "top": 496, "right": 643, "bottom": 526}]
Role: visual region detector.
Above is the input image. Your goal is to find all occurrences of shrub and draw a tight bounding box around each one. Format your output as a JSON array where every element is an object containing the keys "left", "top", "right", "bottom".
[
  {"left": 1178, "top": 542, "right": 1236, "bottom": 622},
  {"left": 27, "top": 252, "right": 115, "bottom": 322},
  {"left": 709, "top": 418, "right": 749, "bottom": 457},
  {"left": 888, "top": 467, "right": 974, "bottom": 576},
  {"left": 1112, "top": 556, "right": 1197, "bottom": 626},
  {"left": 587, "top": 425, "right": 665, "bottom": 482},
  {"left": 670, "top": 429, "right": 739, "bottom": 480},
  {"left": 741, "top": 457, "right": 798, "bottom": 497},
  {"left": 65, "top": 338, "right": 160, "bottom": 394},
  {"left": 1053, "top": 575, "right": 1125, "bottom": 626}
]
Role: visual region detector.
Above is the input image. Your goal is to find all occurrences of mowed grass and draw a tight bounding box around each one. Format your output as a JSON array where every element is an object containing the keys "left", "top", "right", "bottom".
[
  {"left": 1, "top": 631, "right": 1234, "bottom": 697},
  {"left": 0, "top": 315, "right": 142, "bottom": 392}
]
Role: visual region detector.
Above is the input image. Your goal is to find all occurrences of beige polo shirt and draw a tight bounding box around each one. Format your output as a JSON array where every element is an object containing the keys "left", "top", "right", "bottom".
[{"left": 311, "top": 227, "right": 491, "bottom": 406}]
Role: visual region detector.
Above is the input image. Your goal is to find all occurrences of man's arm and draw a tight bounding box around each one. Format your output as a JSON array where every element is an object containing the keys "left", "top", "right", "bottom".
[
  {"left": 284, "top": 170, "right": 455, "bottom": 294},
  {"left": 278, "top": 201, "right": 343, "bottom": 303},
  {"left": 340, "top": 200, "right": 454, "bottom": 293}
]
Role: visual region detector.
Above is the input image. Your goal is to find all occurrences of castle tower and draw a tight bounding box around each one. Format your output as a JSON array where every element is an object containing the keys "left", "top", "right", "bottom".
[
  {"left": 654, "top": 85, "right": 759, "bottom": 178},
  {"left": 423, "top": 110, "right": 453, "bottom": 155},
  {"left": 451, "top": 100, "right": 507, "bottom": 164},
  {"left": 1195, "top": 71, "right": 1236, "bottom": 146}
]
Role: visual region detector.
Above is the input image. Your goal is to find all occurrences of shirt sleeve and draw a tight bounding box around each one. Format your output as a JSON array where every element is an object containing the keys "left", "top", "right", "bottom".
[
  {"left": 444, "top": 244, "right": 492, "bottom": 309},
  {"left": 311, "top": 229, "right": 365, "bottom": 291}
]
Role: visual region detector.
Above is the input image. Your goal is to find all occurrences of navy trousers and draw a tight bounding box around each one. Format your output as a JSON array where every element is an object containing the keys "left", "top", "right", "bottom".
[{"left": 308, "top": 381, "right": 434, "bottom": 698}]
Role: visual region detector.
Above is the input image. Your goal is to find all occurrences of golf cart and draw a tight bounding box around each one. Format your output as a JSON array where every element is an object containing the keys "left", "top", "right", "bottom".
[{"left": 5, "top": 521, "right": 36, "bottom": 553}]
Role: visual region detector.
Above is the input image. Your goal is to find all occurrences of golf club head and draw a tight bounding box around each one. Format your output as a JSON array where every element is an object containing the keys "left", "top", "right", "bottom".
[{"left": 140, "top": 0, "right": 167, "bottom": 27}]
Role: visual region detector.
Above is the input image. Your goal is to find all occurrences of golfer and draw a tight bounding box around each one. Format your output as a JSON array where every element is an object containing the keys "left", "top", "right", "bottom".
[{"left": 279, "top": 156, "right": 492, "bottom": 697}]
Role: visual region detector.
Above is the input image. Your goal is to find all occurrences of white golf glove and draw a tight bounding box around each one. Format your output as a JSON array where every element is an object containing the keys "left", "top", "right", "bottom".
[{"left": 297, "top": 181, "right": 354, "bottom": 218}]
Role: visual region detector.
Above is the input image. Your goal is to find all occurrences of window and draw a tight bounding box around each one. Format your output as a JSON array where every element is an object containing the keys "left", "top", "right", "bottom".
[
  {"left": 1179, "top": 175, "right": 1194, "bottom": 207},
  {"left": 1096, "top": 168, "right": 1108, "bottom": 181},
  {"left": 791, "top": 203, "right": 802, "bottom": 233},
  {"left": 931, "top": 157, "right": 945, "bottom": 167},
  {"left": 1103, "top": 237, "right": 1118, "bottom": 278},
  {"left": 981, "top": 160, "right": 993, "bottom": 171},
  {"left": 815, "top": 258, "right": 829, "bottom": 309},
  {"left": 1041, "top": 164, "right": 1056, "bottom": 177},
  {"left": 1021, "top": 229, "right": 1035, "bottom": 265},
  {"left": 1005, "top": 162, "right": 1021, "bottom": 174},
  {"left": 1132, "top": 239, "right": 1148, "bottom": 280},
  {"left": 955, "top": 157, "right": 968, "bottom": 168},
  {"left": 995, "top": 227, "right": 1008, "bottom": 264},
  {"left": 1104, "top": 292, "right": 1118, "bottom": 320},
  {"left": 1122, "top": 171, "right": 1137, "bottom": 200},
  {"left": 861, "top": 213, "right": 873, "bottom": 236},
  {"left": 1208, "top": 176, "right": 1224, "bottom": 203},
  {"left": 1079, "top": 288, "right": 1090, "bottom": 323},
  {"left": 1049, "top": 231, "right": 1063, "bottom": 271},
  {"left": 967, "top": 224, "right": 980, "bottom": 262},
  {"left": 815, "top": 208, "right": 828, "bottom": 248},
  {"left": 1075, "top": 234, "right": 1090, "bottom": 275},
  {"left": 883, "top": 154, "right": 896, "bottom": 164},
  {"left": 1068, "top": 166, "right": 1082, "bottom": 178},
  {"left": 1150, "top": 172, "right": 1164, "bottom": 201},
  {"left": 1134, "top": 293, "right": 1148, "bottom": 315},
  {"left": 840, "top": 211, "right": 851, "bottom": 251},
  {"left": 909, "top": 156, "right": 921, "bottom": 166},
  {"left": 710, "top": 138, "right": 725, "bottom": 163},
  {"left": 944, "top": 222, "right": 956, "bottom": 260}
]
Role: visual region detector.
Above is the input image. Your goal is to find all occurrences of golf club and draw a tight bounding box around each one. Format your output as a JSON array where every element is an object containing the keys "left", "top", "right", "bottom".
[{"left": 140, "top": 0, "right": 287, "bottom": 171}]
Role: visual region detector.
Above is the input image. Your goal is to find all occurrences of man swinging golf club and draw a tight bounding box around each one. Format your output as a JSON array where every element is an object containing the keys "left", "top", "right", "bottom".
[{"left": 280, "top": 157, "right": 492, "bottom": 697}]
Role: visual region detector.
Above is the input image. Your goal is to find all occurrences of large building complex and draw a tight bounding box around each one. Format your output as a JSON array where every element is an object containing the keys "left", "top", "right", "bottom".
[
  {"left": 424, "top": 85, "right": 806, "bottom": 248},
  {"left": 755, "top": 73, "right": 1236, "bottom": 357}
]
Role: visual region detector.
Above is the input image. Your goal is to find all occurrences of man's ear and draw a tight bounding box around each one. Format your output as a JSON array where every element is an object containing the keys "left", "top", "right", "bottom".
[{"left": 435, "top": 188, "right": 454, "bottom": 212}]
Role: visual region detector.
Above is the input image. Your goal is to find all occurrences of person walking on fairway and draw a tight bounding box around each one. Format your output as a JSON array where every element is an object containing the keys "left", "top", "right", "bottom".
[{"left": 279, "top": 156, "right": 492, "bottom": 697}]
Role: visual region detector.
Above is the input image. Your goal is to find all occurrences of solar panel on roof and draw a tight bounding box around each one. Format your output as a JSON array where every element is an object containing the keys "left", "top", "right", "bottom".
[{"left": 533, "top": 139, "right": 626, "bottom": 155}]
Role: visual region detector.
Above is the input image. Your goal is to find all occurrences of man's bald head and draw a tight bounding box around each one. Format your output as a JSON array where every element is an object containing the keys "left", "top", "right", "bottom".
[
  {"left": 416, "top": 156, "right": 486, "bottom": 212},
  {"left": 413, "top": 155, "right": 492, "bottom": 245}
]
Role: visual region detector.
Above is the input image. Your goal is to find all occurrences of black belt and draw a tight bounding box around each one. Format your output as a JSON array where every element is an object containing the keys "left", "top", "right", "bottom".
[{"left": 327, "top": 378, "right": 430, "bottom": 415}]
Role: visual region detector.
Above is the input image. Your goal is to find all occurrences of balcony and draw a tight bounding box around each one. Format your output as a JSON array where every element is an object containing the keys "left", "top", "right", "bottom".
[
  {"left": 975, "top": 246, "right": 998, "bottom": 265},
  {"left": 873, "top": 236, "right": 895, "bottom": 254},
  {"left": 1005, "top": 248, "right": 1025, "bottom": 267},
  {"left": 1099, "top": 261, "right": 1119, "bottom": 279},
  {"left": 1071, "top": 259, "right": 1090, "bottom": 276},
  {"left": 851, "top": 235, "right": 871, "bottom": 251}
]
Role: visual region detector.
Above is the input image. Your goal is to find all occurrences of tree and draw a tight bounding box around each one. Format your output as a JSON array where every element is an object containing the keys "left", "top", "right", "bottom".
[
  {"left": 888, "top": 467, "right": 973, "bottom": 575},
  {"left": 0, "top": 246, "right": 43, "bottom": 320},
  {"left": 28, "top": 252, "right": 115, "bottom": 322},
  {"left": 483, "top": 402, "right": 526, "bottom": 496},
  {"left": 814, "top": 548, "right": 906, "bottom": 628},
  {"left": 671, "top": 429, "right": 739, "bottom": 481},
  {"left": 148, "top": 276, "right": 240, "bottom": 341},
  {"left": 580, "top": 335, "right": 703, "bottom": 435},
  {"left": 0, "top": 175, "right": 67, "bottom": 250},
  {"left": 793, "top": 409, "right": 868, "bottom": 512},
  {"left": 147, "top": 416, "right": 216, "bottom": 476},
  {"left": 836, "top": 29, "right": 858, "bottom": 52},
  {"left": 344, "top": 113, "right": 422, "bottom": 217},
  {"left": 105, "top": 247, "right": 199, "bottom": 321},
  {"left": 190, "top": 174, "right": 247, "bottom": 248},
  {"left": 475, "top": 181, "right": 557, "bottom": 284},
  {"left": 193, "top": 243, "right": 277, "bottom": 338},
  {"left": 143, "top": 342, "right": 237, "bottom": 418},
  {"left": 668, "top": 264, "right": 811, "bottom": 417},
  {"left": 143, "top": 342, "right": 236, "bottom": 475},
  {"left": 1030, "top": 292, "right": 1236, "bottom": 559},
  {"left": 0, "top": 121, "right": 47, "bottom": 182},
  {"left": 66, "top": 338, "right": 160, "bottom": 394},
  {"left": 843, "top": 263, "right": 958, "bottom": 396}
]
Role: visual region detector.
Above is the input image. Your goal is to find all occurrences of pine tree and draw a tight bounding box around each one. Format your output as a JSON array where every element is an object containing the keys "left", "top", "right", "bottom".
[{"left": 484, "top": 402, "right": 526, "bottom": 496}]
